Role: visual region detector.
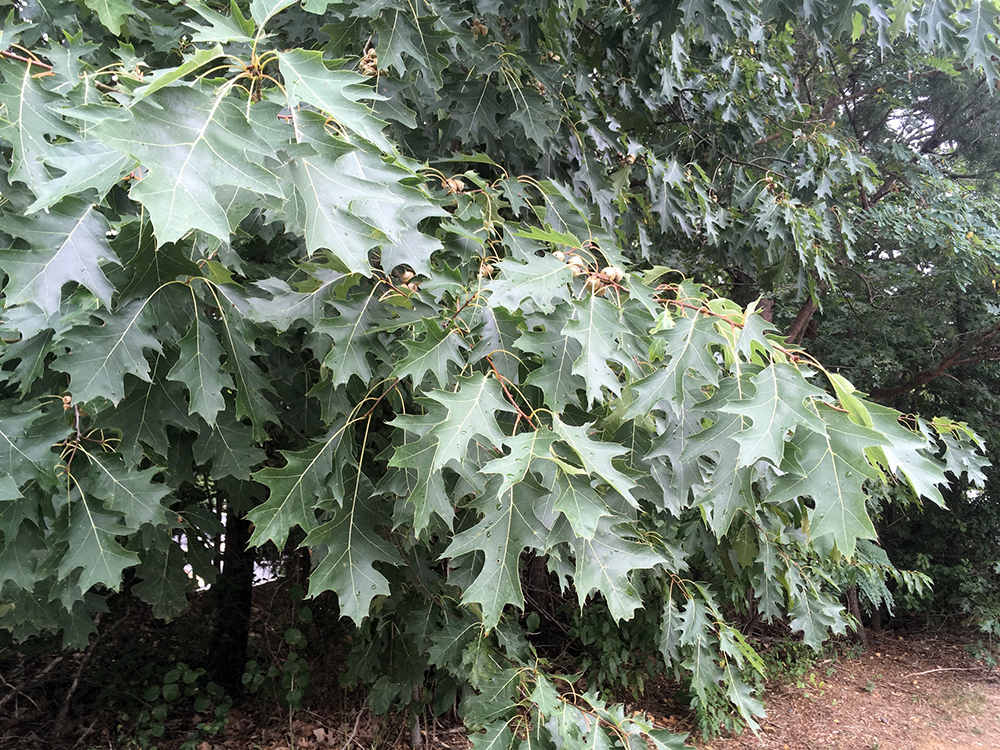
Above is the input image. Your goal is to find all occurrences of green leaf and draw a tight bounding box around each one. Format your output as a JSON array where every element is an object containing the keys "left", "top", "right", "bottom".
[
  {"left": 131, "top": 540, "right": 192, "bottom": 620},
  {"left": 0, "top": 58, "right": 76, "bottom": 192},
  {"left": 751, "top": 539, "right": 785, "bottom": 622},
  {"left": 721, "top": 660, "right": 765, "bottom": 732},
  {"left": 572, "top": 517, "right": 673, "bottom": 621},
  {"left": 517, "top": 322, "right": 586, "bottom": 414},
  {"left": 677, "top": 597, "right": 723, "bottom": 707},
  {"left": 248, "top": 422, "right": 349, "bottom": 548},
  {"left": 167, "top": 307, "right": 230, "bottom": 424},
  {"left": 98, "top": 355, "right": 200, "bottom": 465},
  {"left": 314, "top": 294, "right": 389, "bottom": 387},
  {"left": 0, "top": 520, "right": 46, "bottom": 592},
  {"left": 192, "top": 411, "right": 266, "bottom": 480},
  {"left": 789, "top": 588, "right": 846, "bottom": 649},
  {"left": 212, "top": 290, "right": 280, "bottom": 440},
  {"left": 485, "top": 254, "right": 572, "bottom": 314},
  {"left": 53, "top": 301, "right": 161, "bottom": 405},
  {"left": 562, "top": 296, "right": 637, "bottom": 403},
  {"left": 94, "top": 86, "right": 281, "bottom": 244},
  {"left": 864, "top": 401, "right": 947, "bottom": 507},
  {"left": 768, "top": 405, "right": 889, "bottom": 557},
  {"left": 622, "top": 311, "right": 727, "bottom": 420},
  {"left": 282, "top": 155, "right": 385, "bottom": 272},
  {"left": 510, "top": 225, "right": 584, "bottom": 248},
  {"left": 133, "top": 44, "right": 227, "bottom": 103},
  {"left": 660, "top": 593, "right": 683, "bottom": 664},
  {"left": 717, "top": 364, "right": 829, "bottom": 467},
  {"left": 692, "top": 449, "right": 755, "bottom": 538},
  {"left": 276, "top": 50, "right": 392, "bottom": 152},
  {"left": 87, "top": 453, "right": 170, "bottom": 529},
  {"left": 425, "top": 374, "right": 515, "bottom": 471},
  {"left": 0, "top": 326, "right": 56, "bottom": 396},
  {"left": 394, "top": 320, "right": 469, "bottom": 389},
  {"left": 56, "top": 495, "right": 140, "bottom": 593},
  {"left": 247, "top": 273, "right": 340, "bottom": 331},
  {"left": 550, "top": 472, "right": 617, "bottom": 540},
  {"left": 552, "top": 417, "right": 638, "bottom": 503},
  {"left": 25, "top": 140, "right": 133, "bottom": 213},
  {"left": 81, "top": 0, "right": 134, "bottom": 34},
  {"left": 185, "top": 0, "right": 255, "bottom": 42},
  {"left": 111, "top": 220, "right": 204, "bottom": 299},
  {"left": 468, "top": 721, "right": 515, "bottom": 750},
  {"left": 528, "top": 675, "right": 592, "bottom": 747},
  {"left": 303, "top": 475, "right": 402, "bottom": 625},
  {"left": 250, "top": 0, "right": 296, "bottom": 26},
  {"left": 0, "top": 405, "right": 63, "bottom": 488},
  {"left": 958, "top": 2, "right": 1000, "bottom": 83},
  {"left": 370, "top": 6, "right": 452, "bottom": 88},
  {"left": 385, "top": 435, "right": 454, "bottom": 535},
  {"left": 444, "top": 479, "right": 549, "bottom": 628},
  {"left": 2, "top": 198, "right": 119, "bottom": 315}
]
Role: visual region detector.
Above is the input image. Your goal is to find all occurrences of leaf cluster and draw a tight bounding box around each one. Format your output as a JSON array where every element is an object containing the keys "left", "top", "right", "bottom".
[{"left": 0, "top": 0, "right": 995, "bottom": 744}]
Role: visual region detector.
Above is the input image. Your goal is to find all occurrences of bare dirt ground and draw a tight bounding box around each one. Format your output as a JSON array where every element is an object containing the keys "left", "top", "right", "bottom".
[{"left": 694, "top": 630, "right": 1000, "bottom": 750}]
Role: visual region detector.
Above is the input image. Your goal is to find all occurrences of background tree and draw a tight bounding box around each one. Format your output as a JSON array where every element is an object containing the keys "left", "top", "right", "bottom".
[
  {"left": 763, "top": 35, "right": 1000, "bottom": 634},
  {"left": 1, "top": 0, "right": 997, "bottom": 745}
]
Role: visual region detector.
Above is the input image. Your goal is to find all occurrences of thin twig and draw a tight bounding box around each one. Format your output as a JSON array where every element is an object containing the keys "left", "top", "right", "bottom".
[
  {"left": 0, "top": 656, "right": 64, "bottom": 710},
  {"left": 53, "top": 613, "right": 104, "bottom": 737},
  {"left": 486, "top": 356, "right": 536, "bottom": 428},
  {"left": 341, "top": 706, "right": 367, "bottom": 750},
  {"left": 0, "top": 49, "right": 53, "bottom": 70},
  {"left": 902, "top": 667, "right": 979, "bottom": 678}
]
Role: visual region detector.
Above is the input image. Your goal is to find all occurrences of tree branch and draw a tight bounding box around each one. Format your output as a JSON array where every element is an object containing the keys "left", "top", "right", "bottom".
[
  {"left": 869, "top": 323, "right": 1000, "bottom": 402},
  {"left": 785, "top": 298, "right": 818, "bottom": 344}
]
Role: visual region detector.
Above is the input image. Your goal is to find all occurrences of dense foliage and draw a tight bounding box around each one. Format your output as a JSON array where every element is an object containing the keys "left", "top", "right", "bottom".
[{"left": 1, "top": 0, "right": 998, "bottom": 745}]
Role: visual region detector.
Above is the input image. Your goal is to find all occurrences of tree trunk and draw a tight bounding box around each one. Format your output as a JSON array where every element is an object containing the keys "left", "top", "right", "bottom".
[
  {"left": 785, "top": 298, "right": 818, "bottom": 344},
  {"left": 207, "top": 503, "right": 255, "bottom": 692},
  {"left": 844, "top": 584, "right": 869, "bottom": 648}
]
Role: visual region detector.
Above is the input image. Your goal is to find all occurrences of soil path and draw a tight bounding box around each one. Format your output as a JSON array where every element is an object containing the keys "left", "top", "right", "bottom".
[{"left": 696, "top": 630, "right": 1000, "bottom": 750}]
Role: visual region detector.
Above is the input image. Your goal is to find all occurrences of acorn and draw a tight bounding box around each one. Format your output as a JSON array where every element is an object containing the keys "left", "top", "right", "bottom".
[
  {"left": 406, "top": 281, "right": 420, "bottom": 292},
  {"left": 553, "top": 250, "right": 565, "bottom": 262},
  {"left": 399, "top": 269, "right": 415, "bottom": 283},
  {"left": 601, "top": 266, "right": 625, "bottom": 283},
  {"left": 583, "top": 276, "right": 604, "bottom": 295},
  {"left": 360, "top": 49, "right": 379, "bottom": 76}
]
